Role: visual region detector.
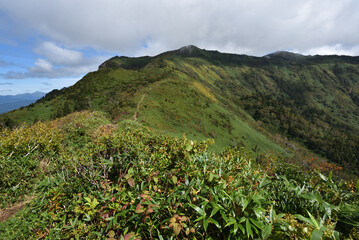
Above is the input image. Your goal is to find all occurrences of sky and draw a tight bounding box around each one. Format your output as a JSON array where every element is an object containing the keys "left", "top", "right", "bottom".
[{"left": 1, "top": 0, "right": 359, "bottom": 95}]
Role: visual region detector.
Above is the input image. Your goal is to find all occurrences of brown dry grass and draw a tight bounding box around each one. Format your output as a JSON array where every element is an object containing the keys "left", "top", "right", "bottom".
[{"left": 0, "top": 200, "right": 29, "bottom": 222}]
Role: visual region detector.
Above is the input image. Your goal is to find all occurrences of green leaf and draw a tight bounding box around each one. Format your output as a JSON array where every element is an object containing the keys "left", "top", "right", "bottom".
[
  {"left": 157, "top": 230, "right": 165, "bottom": 240},
  {"left": 238, "top": 223, "right": 245, "bottom": 234},
  {"left": 220, "top": 210, "right": 228, "bottom": 222},
  {"left": 311, "top": 229, "right": 323, "bottom": 240},
  {"left": 203, "top": 218, "right": 209, "bottom": 231},
  {"left": 239, "top": 217, "right": 246, "bottom": 223},
  {"left": 172, "top": 175, "right": 177, "bottom": 185},
  {"left": 320, "top": 226, "right": 328, "bottom": 232},
  {"left": 259, "top": 176, "right": 271, "bottom": 188},
  {"left": 250, "top": 218, "right": 264, "bottom": 229},
  {"left": 246, "top": 219, "right": 253, "bottom": 238},
  {"left": 314, "top": 192, "right": 323, "bottom": 204},
  {"left": 153, "top": 176, "right": 159, "bottom": 184},
  {"left": 253, "top": 207, "right": 264, "bottom": 218},
  {"left": 241, "top": 197, "right": 249, "bottom": 210},
  {"left": 210, "top": 207, "right": 219, "bottom": 218},
  {"left": 307, "top": 211, "right": 320, "bottom": 229},
  {"left": 262, "top": 224, "right": 272, "bottom": 239},
  {"left": 295, "top": 214, "right": 313, "bottom": 227},
  {"left": 195, "top": 215, "right": 206, "bottom": 222},
  {"left": 106, "top": 216, "right": 116, "bottom": 221},
  {"left": 108, "top": 230, "right": 115, "bottom": 238},
  {"left": 269, "top": 206, "right": 275, "bottom": 223},
  {"left": 208, "top": 217, "right": 220, "bottom": 229},
  {"left": 322, "top": 202, "right": 336, "bottom": 217},
  {"left": 233, "top": 222, "right": 239, "bottom": 234},
  {"left": 186, "top": 144, "right": 192, "bottom": 151},
  {"left": 333, "top": 230, "right": 340, "bottom": 240},
  {"left": 84, "top": 214, "right": 91, "bottom": 222},
  {"left": 224, "top": 217, "right": 236, "bottom": 227},
  {"left": 302, "top": 193, "right": 317, "bottom": 201},
  {"left": 318, "top": 172, "right": 327, "bottom": 182},
  {"left": 252, "top": 193, "right": 265, "bottom": 203},
  {"left": 190, "top": 204, "right": 204, "bottom": 215},
  {"left": 209, "top": 173, "right": 214, "bottom": 182},
  {"left": 92, "top": 198, "right": 99, "bottom": 208}
]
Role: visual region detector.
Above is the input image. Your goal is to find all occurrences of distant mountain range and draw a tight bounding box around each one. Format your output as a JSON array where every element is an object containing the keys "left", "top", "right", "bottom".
[
  {"left": 0, "top": 91, "right": 46, "bottom": 114},
  {"left": 1, "top": 45, "right": 358, "bottom": 174}
]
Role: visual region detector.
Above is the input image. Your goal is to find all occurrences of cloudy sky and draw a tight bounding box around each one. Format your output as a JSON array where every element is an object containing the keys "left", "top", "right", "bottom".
[{"left": 1, "top": 0, "right": 359, "bottom": 95}]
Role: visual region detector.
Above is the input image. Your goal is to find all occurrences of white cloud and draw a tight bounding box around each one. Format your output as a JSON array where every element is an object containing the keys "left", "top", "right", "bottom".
[
  {"left": 34, "top": 41, "right": 83, "bottom": 66},
  {"left": 0, "top": 41, "right": 109, "bottom": 79},
  {"left": 302, "top": 44, "right": 359, "bottom": 56},
  {"left": 1, "top": 0, "right": 359, "bottom": 57},
  {"left": 1, "top": 0, "right": 359, "bottom": 95},
  {"left": 32, "top": 59, "right": 53, "bottom": 72},
  {"left": 1, "top": 60, "right": 105, "bottom": 79}
]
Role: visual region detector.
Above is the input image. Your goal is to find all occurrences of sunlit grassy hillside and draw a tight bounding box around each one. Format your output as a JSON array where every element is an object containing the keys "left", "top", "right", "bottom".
[{"left": 1, "top": 45, "right": 358, "bottom": 173}]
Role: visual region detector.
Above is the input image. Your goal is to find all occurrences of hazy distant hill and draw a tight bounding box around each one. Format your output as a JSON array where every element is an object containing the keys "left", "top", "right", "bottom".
[
  {"left": 0, "top": 91, "right": 46, "bottom": 114},
  {"left": 1, "top": 46, "right": 358, "bottom": 173}
]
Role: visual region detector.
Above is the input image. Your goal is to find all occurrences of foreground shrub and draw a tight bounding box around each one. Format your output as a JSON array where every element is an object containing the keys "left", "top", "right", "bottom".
[
  {"left": 0, "top": 121, "right": 62, "bottom": 207},
  {"left": 1, "top": 116, "right": 358, "bottom": 239}
]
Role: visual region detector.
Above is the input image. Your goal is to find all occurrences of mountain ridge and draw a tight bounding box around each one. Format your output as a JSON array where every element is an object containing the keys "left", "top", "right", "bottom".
[
  {"left": 1, "top": 46, "right": 358, "bottom": 174},
  {"left": 0, "top": 91, "right": 46, "bottom": 114}
]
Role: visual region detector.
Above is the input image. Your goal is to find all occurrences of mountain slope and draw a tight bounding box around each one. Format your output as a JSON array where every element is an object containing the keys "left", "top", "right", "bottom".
[
  {"left": 1, "top": 45, "right": 359, "bottom": 172},
  {"left": 0, "top": 91, "right": 46, "bottom": 114}
]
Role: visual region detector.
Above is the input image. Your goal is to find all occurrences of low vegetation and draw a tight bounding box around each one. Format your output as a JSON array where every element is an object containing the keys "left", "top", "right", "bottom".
[{"left": 1, "top": 111, "right": 358, "bottom": 239}]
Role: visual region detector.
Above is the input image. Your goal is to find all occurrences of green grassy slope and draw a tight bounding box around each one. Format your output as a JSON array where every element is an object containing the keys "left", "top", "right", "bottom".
[
  {"left": 1, "top": 45, "right": 359, "bottom": 171},
  {"left": 134, "top": 70, "right": 284, "bottom": 153}
]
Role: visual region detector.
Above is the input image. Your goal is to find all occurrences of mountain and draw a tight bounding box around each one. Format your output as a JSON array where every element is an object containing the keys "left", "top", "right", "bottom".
[
  {"left": 1, "top": 45, "right": 358, "bottom": 173},
  {"left": 0, "top": 91, "right": 46, "bottom": 114},
  {"left": 1, "top": 46, "right": 359, "bottom": 239}
]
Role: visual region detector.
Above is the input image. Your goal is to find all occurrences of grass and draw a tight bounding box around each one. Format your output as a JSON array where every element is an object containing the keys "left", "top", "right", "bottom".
[{"left": 135, "top": 76, "right": 285, "bottom": 154}]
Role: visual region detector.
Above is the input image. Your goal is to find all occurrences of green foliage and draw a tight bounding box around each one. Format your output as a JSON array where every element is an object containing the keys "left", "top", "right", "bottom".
[
  {"left": 0, "top": 121, "right": 62, "bottom": 207},
  {"left": 0, "top": 111, "right": 110, "bottom": 207},
  {"left": 1, "top": 112, "right": 358, "bottom": 239},
  {"left": 240, "top": 93, "right": 359, "bottom": 174}
]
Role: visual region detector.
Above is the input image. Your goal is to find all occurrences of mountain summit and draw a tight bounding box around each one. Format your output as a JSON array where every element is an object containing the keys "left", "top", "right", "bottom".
[
  {"left": 178, "top": 45, "right": 200, "bottom": 53},
  {"left": 264, "top": 51, "right": 305, "bottom": 60},
  {"left": 1, "top": 46, "right": 359, "bottom": 174}
]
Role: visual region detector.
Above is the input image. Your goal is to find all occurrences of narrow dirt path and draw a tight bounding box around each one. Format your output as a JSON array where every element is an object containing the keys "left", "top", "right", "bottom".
[
  {"left": 133, "top": 79, "right": 171, "bottom": 121},
  {"left": 133, "top": 93, "right": 147, "bottom": 121},
  {"left": 0, "top": 200, "right": 30, "bottom": 222}
]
